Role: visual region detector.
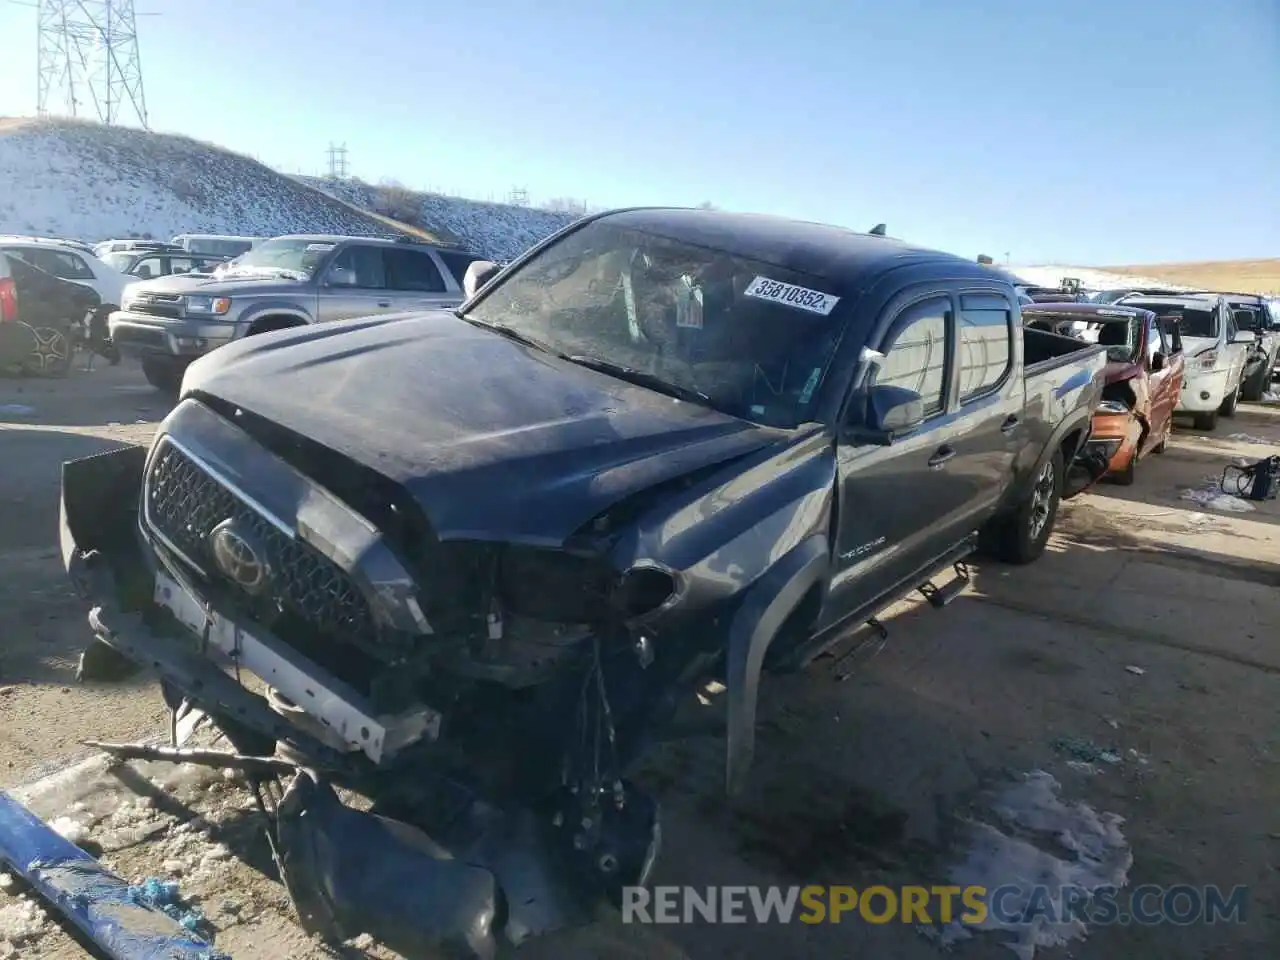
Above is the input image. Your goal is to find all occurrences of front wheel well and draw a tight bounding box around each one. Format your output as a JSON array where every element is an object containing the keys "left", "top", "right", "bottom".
[
  {"left": 1058, "top": 427, "right": 1084, "bottom": 465},
  {"left": 246, "top": 314, "right": 307, "bottom": 336}
]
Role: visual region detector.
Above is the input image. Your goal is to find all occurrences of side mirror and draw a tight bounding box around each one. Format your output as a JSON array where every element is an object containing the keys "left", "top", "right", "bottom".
[
  {"left": 1232, "top": 330, "right": 1256, "bottom": 345},
  {"left": 463, "top": 260, "right": 500, "bottom": 299},
  {"left": 845, "top": 385, "right": 925, "bottom": 445},
  {"left": 135, "top": 266, "right": 153, "bottom": 279},
  {"left": 1150, "top": 352, "right": 1165, "bottom": 372}
]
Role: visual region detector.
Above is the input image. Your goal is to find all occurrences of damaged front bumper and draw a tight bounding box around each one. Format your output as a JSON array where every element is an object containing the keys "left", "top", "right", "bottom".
[{"left": 60, "top": 445, "right": 653, "bottom": 957}]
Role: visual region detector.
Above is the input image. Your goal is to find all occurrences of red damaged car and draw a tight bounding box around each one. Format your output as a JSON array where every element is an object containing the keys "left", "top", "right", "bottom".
[{"left": 1023, "top": 302, "right": 1185, "bottom": 485}]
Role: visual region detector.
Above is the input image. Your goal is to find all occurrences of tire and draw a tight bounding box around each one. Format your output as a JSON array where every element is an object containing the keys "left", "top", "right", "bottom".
[
  {"left": 981, "top": 448, "right": 1063, "bottom": 565},
  {"left": 1240, "top": 364, "right": 1269, "bottom": 402},
  {"left": 141, "top": 357, "right": 184, "bottom": 394},
  {"left": 1219, "top": 386, "right": 1239, "bottom": 417},
  {"left": 28, "top": 324, "right": 73, "bottom": 378},
  {"left": 1193, "top": 410, "right": 1219, "bottom": 431}
]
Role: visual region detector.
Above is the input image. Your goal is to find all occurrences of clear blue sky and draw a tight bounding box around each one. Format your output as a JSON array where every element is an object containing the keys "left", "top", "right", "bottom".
[{"left": 1, "top": 0, "right": 1277, "bottom": 264}]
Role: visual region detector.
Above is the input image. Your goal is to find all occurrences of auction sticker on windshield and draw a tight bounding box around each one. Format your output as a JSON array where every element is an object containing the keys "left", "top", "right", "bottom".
[{"left": 744, "top": 277, "right": 840, "bottom": 316}]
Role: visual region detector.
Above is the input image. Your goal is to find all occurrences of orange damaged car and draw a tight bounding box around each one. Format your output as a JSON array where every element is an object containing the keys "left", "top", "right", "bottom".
[{"left": 1023, "top": 302, "right": 1185, "bottom": 485}]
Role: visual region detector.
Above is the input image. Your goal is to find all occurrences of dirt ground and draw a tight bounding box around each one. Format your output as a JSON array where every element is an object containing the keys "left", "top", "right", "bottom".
[{"left": 1, "top": 361, "right": 1278, "bottom": 959}]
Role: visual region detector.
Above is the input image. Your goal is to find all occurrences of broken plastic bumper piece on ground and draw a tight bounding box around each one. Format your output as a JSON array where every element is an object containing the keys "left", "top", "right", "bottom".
[{"left": 0, "top": 789, "right": 230, "bottom": 960}]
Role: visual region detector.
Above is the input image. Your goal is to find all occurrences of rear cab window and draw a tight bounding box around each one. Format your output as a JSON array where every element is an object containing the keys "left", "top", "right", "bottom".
[{"left": 956, "top": 294, "right": 1012, "bottom": 401}]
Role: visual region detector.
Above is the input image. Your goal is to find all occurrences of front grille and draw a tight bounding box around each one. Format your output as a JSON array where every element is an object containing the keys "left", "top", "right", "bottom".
[
  {"left": 130, "top": 294, "right": 183, "bottom": 320},
  {"left": 145, "top": 439, "right": 377, "bottom": 647}
]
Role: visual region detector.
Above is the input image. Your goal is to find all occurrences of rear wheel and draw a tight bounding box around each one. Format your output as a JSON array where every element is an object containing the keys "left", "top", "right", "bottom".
[
  {"left": 980, "top": 449, "right": 1062, "bottom": 565},
  {"left": 1240, "top": 363, "right": 1269, "bottom": 402}
]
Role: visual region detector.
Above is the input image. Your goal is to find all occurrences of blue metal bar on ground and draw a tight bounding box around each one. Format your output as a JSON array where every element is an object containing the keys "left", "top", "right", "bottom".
[{"left": 0, "top": 789, "right": 230, "bottom": 959}]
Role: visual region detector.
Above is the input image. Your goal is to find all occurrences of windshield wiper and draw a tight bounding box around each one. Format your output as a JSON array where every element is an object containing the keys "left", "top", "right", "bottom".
[
  {"left": 459, "top": 316, "right": 559, "bottom": 355},
  {"left": 564, "top": 355, "right": 713, "bottom": 406}
]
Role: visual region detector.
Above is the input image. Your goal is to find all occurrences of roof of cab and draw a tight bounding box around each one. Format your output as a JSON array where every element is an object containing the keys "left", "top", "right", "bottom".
[{"left": 600, "top": 207, "right": 997, "bottom": 288}]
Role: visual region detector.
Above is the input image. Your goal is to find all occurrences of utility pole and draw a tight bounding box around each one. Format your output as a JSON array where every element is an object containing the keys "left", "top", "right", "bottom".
[
  {"left": 326, "top": 142, "right": 349, "bottom": 179},
  {"left": 36, "top": 0, "right": 151, "bottom": 128}
]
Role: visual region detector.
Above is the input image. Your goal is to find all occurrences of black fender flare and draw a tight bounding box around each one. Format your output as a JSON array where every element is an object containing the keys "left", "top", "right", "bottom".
[
  {"left": 1009, "top": 408, "right": 1095, "bottom": 506},
  {"left": 723, "top": 534, "right": 829, "bottom": 796}
]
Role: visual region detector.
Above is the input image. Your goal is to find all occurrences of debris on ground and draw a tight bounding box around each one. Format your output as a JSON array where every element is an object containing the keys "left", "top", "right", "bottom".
[
  {"left": 1124, "top": 665, "right": 1146, "bottom": 676},
  {"left": 1227, "top": 433, "right": 1275, "bottom": 445},
  {"left": 1052, "top": 737, "right": 1122, "bottom": 765},
  {"left": 1179, "top": 481, "right": 1256, "bottom": 513},
  {"left": 128, "top": 876, "right": 212, "bottom": 935},
  {"left": 919, "top": 771, "right": 1131, "bottom": 960}
]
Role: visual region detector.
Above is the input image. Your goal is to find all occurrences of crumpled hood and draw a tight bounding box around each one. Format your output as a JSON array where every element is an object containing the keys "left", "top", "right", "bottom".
[
  {"left": 182, "top": 311, "right": 781, "bottom": 545},
  {"left": 130, "top": 272, "right": 306, "bottom": 298}
]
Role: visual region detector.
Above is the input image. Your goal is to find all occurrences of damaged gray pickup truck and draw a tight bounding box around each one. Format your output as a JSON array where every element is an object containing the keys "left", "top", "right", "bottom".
[{"left": 61, "top": 208, "right": 1110, "bottom": 957}]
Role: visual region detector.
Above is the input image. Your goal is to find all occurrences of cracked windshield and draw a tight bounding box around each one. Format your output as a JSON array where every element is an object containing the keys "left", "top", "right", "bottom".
[{"left": 0, "top": 0, "right": 1275, "bottom": 959}]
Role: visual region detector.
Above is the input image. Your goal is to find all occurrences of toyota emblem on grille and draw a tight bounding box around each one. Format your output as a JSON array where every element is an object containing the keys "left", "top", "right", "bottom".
[{"left": 209, "top": 519, "right": 270, "bottom": 595}]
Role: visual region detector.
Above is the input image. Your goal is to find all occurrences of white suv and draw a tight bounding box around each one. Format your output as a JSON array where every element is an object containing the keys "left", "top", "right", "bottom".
[{"left": 0, "top": 237, "right": 129, "bottom": 319}]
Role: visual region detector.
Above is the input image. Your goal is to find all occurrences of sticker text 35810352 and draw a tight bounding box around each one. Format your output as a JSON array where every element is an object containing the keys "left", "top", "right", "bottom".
[{"left": 744, "top": 276, "right": 840, "bottom": 316}]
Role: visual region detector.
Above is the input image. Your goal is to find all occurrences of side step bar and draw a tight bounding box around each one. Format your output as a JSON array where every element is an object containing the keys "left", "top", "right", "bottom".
[
  {"left": 779, "top": 535, "right": 977, "bottom": 672},
  {"left": 917, "top": 560, "right": 972, "bottom": 608}
]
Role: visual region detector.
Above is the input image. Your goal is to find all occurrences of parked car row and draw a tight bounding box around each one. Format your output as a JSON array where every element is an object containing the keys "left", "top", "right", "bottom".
[{"left": 106, "top": 233, "right": 485, "bottom": 390}]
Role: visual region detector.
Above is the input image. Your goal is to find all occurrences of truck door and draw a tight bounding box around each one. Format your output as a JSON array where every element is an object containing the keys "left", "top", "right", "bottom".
[
  {"left": 942, "top": 292, "right": 1022, "bottom": 534},
  {"left": 826, "top": 292, "right": 968, "bottom": 617}
]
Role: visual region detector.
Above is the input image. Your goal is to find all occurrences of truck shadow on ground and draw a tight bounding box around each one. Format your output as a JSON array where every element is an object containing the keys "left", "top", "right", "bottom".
[{"left": 1056, "top": 497, "right": 1280, "bottom": 587}]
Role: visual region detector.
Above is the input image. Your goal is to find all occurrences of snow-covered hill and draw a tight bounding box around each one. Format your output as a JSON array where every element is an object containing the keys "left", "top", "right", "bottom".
[
  {"left": 0, "top": 117, "right": 411, "bottom": 243},
  {"left": 297, "top": 176, "right": 580, "bottom": 263},
  {"left": 1009, "top": 264, "right": 1201, "bottom": 293}
]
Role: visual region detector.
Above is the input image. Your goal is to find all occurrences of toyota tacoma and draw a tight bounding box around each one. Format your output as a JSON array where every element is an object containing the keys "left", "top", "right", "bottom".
[{"left": 61, "top": 208, "right": 1109, "bottom": 957}]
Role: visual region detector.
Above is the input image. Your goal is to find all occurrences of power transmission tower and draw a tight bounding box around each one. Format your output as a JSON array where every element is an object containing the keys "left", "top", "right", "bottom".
[
  {"left": 507, "top": 186, "right": 529, "bottom": 207},
  {"left": 326, "top": 142, "right": 349, "bottom": 179},
  {"left": 36, "top": 0, "right": 151, "bottom": 129}
]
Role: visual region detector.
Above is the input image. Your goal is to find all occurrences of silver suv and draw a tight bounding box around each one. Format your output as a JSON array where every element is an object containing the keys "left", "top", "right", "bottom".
[{"left": 109, "top": 234, "right": 483, "bottom": 391}]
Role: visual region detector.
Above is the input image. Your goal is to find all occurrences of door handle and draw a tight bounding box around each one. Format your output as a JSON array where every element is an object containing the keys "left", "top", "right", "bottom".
[
  {"left": 376, "top": 300, "right": 391, "bottom": 308},
  {"left": 1000, "top": 414, "right": 1020, "bottom": 435},
  {"left": 928, "top": 445, "right": 956, "bottom": 468}
]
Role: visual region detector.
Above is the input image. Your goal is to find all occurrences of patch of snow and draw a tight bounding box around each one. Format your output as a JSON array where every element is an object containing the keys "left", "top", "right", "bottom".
[
  {"left": 0, "top": 118, "right": 412, "bottom": 244},
  {"left": 926, "top": 771, "right": 1131, "bottom": 960},
  {"left": 299, "top": 175, "right": 579, "bottom": 263},
  {"left": 1011, "top": 264, "right": 1200, "bottom": 293},
  {"left": 0, "top": 898, "right": 48, "bottom": 946},
  {"left": 47, "top": 815, "right": 89, "bottom": 844}
]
